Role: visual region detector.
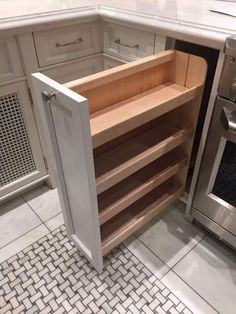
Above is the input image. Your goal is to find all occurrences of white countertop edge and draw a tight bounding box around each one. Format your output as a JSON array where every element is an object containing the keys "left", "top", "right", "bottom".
[
  {"left": 0, "top": 4, "right": 232, "bottom": 50},
  {"left": 0, "top": 6, "right": 99, "bottom": 35},
  {"left": 99, "top": 7, "right": 229, "bottom": 50}
]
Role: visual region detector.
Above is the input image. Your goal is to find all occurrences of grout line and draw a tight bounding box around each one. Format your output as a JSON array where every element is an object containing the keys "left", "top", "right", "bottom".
[
  {"left": 0, "top": 223, "right": 49, "bottom": 251},
  {"left": 123, "top": 241, "right": 193, "bottom": 314},
  {"left": 171, "top": 269, "right": 221, "bottom": 314},
  {"left": 22, "top": 195, "right": 63, "bottom": 233},
  {"left": 169, "top": 231, "right": 208, "bottom": 270},
  {"left": 45, "top": 211, "right": 63, "bottom": 223},
  {"left": 124, "top": 242, "right": 170, "bottom": 282},
  {"left": 44, "top": 212, "right": 64, "bottom": 233},
  {"left": 133, "top": 233, "right": 170, "bottom": 268},
  {"left": 43, "top": 223, "right": 52, "bottom": 233},
  {"left": 22, "top": 194, "right": 46, "bottom": 225},
  {"left": 159, "top": 267, "right": 172, "bottom": 280}
]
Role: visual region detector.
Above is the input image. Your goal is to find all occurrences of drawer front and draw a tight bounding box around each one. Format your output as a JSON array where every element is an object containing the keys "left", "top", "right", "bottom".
[
  {"left": 42, "top": 55, "right": 103, "bottom": 84},
  {"left": 103, "top": 23, "right": 155, "bottom": 61},
  {"left": 34, "top": 22, "right": 102, "bottom": 67},
  {"left": 0, "top": 36, "right": 23, "bottom": 83}
]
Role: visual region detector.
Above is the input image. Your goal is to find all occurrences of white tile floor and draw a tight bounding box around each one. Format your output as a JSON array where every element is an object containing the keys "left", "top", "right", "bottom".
[{"left": 0, "top": 184, "right": 235, "bottom": 314}]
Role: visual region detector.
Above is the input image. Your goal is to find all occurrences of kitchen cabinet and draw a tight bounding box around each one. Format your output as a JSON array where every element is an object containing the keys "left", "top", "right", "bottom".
[
  {"left": 31, "top": 50, "right": 207, "bottom": 271},
  {"left": 0, "top": 19, "right": 166, "bottom": 202}
]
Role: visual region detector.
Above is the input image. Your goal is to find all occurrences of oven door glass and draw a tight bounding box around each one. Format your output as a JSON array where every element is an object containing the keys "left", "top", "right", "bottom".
[
  {"left": 193, "top": 96, "right": 236, "bottom": 237},
  {"left": 212, "top": 141, "right": 236, "bottom": 208}
]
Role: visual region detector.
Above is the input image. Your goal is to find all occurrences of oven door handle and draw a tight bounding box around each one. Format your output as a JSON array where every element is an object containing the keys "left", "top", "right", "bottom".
[{"left": 221, "top": 106, "right": 236, "bottom": 133}]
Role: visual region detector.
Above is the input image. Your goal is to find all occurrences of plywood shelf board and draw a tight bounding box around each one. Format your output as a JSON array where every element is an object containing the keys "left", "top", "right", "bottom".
[
  {"left": 90, "top": 82, "right": 200, "bottom": 148},
  {"left": 101, "top": 179, "right": 183, "bottom": 255},
  {"left": 98, "top": 147, "right": 188, "bottom": 225},
  {"left": 95, "top": 122, "right": 193, "bottom": 194}
]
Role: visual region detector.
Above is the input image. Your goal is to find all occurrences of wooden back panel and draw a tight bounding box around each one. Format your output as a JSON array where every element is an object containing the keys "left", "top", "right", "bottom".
[
  {"left": 65, "top": 50, "right": 174, "bottom": 114},
  {"left": 80, "top": 63, "right": 171, "bottom": 113},
  {"left": 64, "top": 50, "right": 207, "bottom": 115}
]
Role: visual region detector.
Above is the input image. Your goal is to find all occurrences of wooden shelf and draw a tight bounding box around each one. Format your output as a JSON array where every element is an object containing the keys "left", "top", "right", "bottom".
[
  {"left": 90, "top": 82, "right": 198, "bottom": 148},
  {"left": 95, "top": 122, "right": 193, "bottom": 194},
  {"left": 98, "top": 147, "right": 188, "bottom": 225},
  {"left": 101, "top": 179, "right": 183, "bottom": 255}
]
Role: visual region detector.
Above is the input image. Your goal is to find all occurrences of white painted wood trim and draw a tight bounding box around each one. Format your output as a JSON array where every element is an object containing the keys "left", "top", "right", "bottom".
[{"left": 18, "top": 32, "right": 57, "bottom": 188}]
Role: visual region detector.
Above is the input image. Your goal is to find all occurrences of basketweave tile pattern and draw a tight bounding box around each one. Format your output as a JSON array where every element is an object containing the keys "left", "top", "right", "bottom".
[{"left": 0, "top": 225, "right": 193, "bottom": 314}]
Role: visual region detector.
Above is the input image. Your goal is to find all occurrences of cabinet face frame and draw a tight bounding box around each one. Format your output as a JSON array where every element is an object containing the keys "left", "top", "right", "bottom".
[
  {"left": 31, "top": 73, "right": 103, "bottom": 272},
  {"left": 0, "top": 36, "right": 24, "bottom": 84},
  {"left": 0, "top": 81, "right": 47, "bottom": 199}
]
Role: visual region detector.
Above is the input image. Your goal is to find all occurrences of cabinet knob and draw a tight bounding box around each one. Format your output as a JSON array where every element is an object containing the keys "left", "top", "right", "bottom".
[{"left": 42, "top": 91, "right": 56, "bottom": 104}]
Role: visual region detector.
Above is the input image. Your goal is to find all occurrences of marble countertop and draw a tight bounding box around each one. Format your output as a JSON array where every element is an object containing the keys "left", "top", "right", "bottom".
[{"left": 1, "top": 0, "right": 235, "bottom": 49}]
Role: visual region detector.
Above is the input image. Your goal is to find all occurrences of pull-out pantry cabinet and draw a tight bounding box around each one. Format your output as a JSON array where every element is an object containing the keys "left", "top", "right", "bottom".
[{"left": 31, "top": 50, "right": 207, "bottom": 272}]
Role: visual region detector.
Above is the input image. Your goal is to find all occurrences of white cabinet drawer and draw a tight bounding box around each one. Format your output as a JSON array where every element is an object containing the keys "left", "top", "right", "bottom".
[
  {"left": 103, "top": 23, "right": 155, "bottom": 61},
  {"left": 42, "top": 55, "right": 103, "bottom": 84},
  {"left": 0, "top": 36, "right": 23, "bottom": 83},
  {"left": 34, "top": 22, "right": 102, "bottom": 67}
]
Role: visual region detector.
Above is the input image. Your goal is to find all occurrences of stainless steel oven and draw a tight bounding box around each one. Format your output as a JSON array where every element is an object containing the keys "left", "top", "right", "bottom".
[{"left": 192, "top": 35, "right": 236, "bottom": 248}]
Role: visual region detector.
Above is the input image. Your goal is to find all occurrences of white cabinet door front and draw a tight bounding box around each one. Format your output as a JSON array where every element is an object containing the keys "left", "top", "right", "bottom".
[{"left": 31, "top": 73, "right": 103, "bottom": 272}]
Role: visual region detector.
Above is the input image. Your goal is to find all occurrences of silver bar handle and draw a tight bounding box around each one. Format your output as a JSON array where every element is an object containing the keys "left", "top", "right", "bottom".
[
  {"left": 115, "top": 39, "right": 139, "bottom": 49},
  {"left": 55, "top": 37, "right": 84, "bottom": 47}
]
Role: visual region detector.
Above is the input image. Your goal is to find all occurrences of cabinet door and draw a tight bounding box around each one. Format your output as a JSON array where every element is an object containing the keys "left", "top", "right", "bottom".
[
  {"left": 31, "top": 73, "right": 103, "bottom": 272},
  {"left": 0, "top": 81, "right": 47, "bottom": 199}
]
